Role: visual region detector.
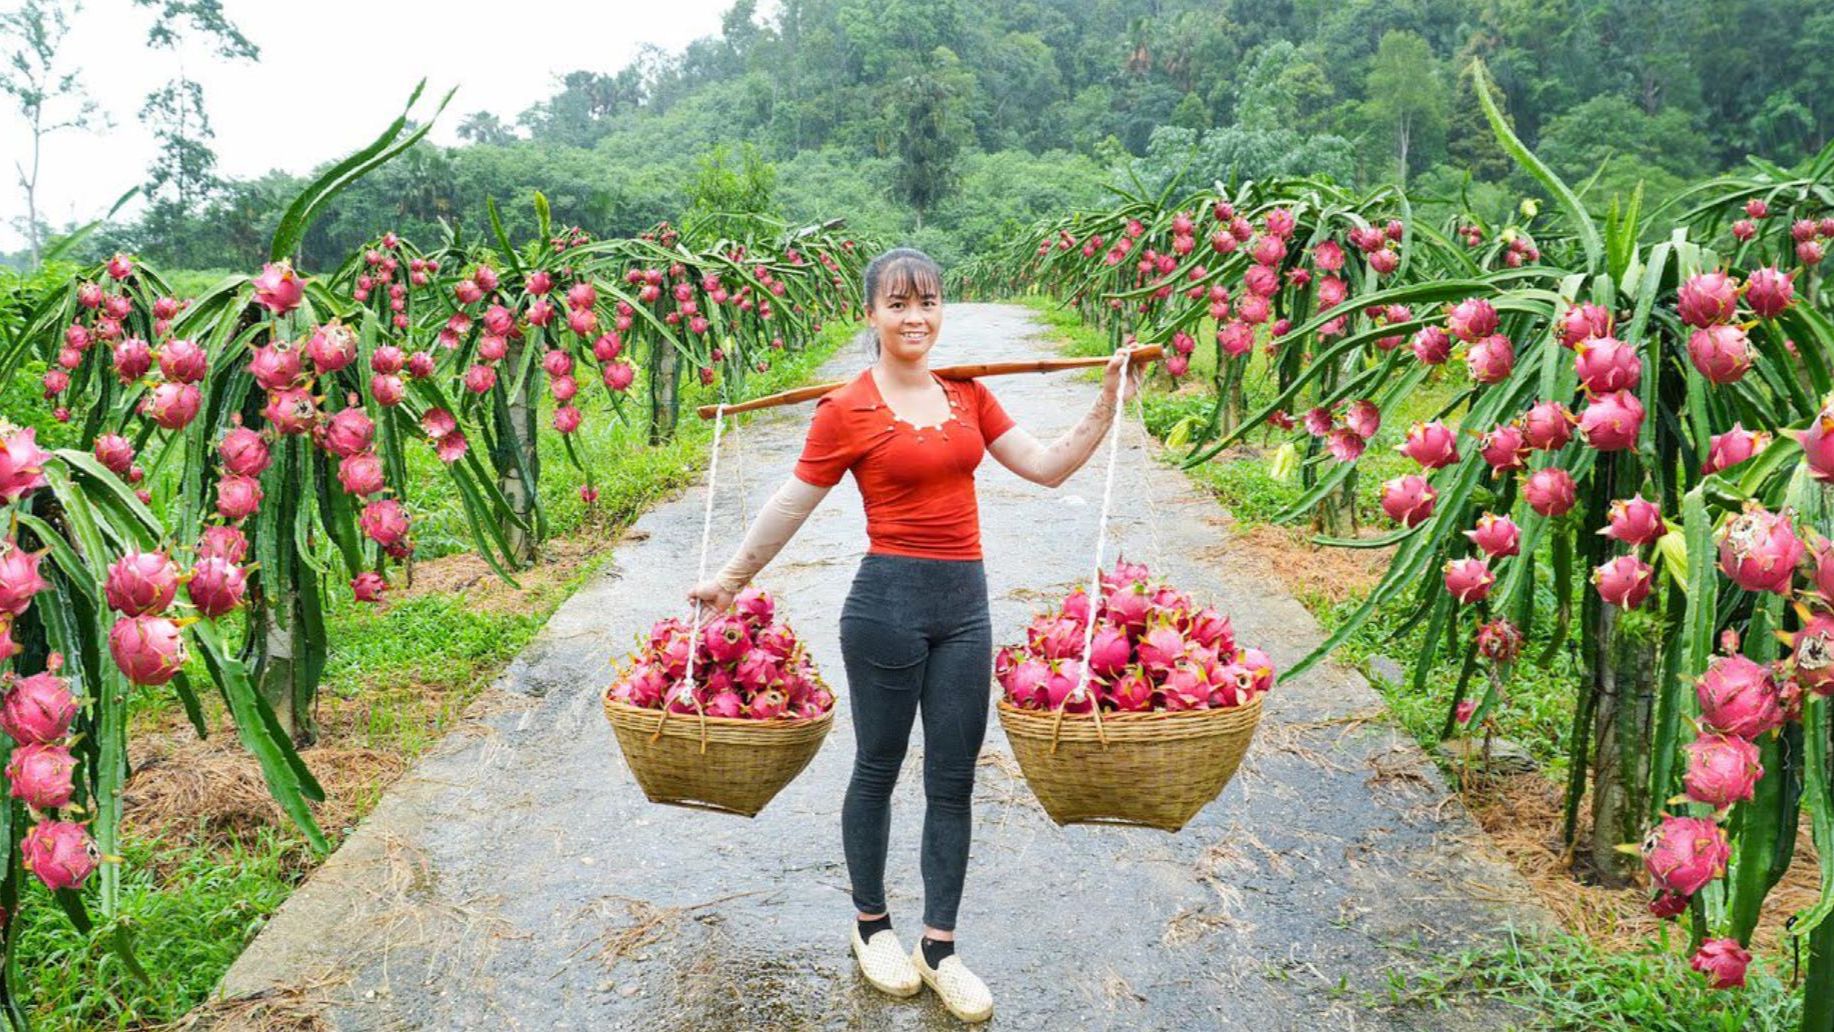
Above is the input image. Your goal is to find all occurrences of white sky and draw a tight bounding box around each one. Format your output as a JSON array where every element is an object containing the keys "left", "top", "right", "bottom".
[{"left": 1, "top": 0, "right": 752, "bottom": 251}]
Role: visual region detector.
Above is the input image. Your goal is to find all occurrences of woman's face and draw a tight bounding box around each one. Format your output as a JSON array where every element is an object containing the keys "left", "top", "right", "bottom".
[{"left": 868, "top": 280, "right": 943, "bottom": 364}]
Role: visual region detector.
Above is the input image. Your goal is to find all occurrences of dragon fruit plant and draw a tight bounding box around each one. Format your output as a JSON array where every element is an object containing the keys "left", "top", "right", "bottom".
[
  {"left": 995, "top": 558, "right": 1274, "bottom": 714},
  {"left": 608, "top": 587, "right": 834, "bottom": 721}
]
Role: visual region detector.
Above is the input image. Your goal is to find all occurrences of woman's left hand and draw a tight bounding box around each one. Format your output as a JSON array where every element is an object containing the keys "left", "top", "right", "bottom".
[{"left": 1102, "top": 347, "right": 1144, "bottom": 407}]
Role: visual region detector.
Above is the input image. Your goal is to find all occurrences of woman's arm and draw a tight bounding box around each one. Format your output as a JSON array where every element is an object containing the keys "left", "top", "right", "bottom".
[
  {"left": 987, "top": 349, "right": 1141, "bottom": 488},
  {"left": 687, "top": 475, "right": 832, "bottom": 608}
]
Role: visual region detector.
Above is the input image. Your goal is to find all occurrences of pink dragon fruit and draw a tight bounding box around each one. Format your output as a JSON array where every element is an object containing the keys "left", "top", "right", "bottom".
[
  {"left": 1676, "top": 271, "right": 1739, "bottom": 328},
  {"left": 1326, "top": 429, "right": 1365, "bottom": 462},
  {"left": 1686, "top": 324, "right": 1752, "bottom": 384},
  {"left": 1690, "top": 939, "right": 1751, "bottom": 990},
  {"left": 1399, "top": 421, "right": 1460, "bottom": 469},
  {"left": 305, "top": 322, "right": 358, "bottom": 374},
  {"left": 6, "top": 743, "right": 76, "bottom": 809},
  {"left": 350, "top": 571, "right": 387, "bottom": 604},
  {"left": 1683, "top": 732, "right": 1763, "bottom": 809},
  {"left": 0, "top": 542, "right": 48, "bottom": 615},
  {"left": 1380, "top": 475, "right": 1438, "bottom": 527},
  {"left": 1443, "top": 558, "right": 1495, "bottom": 604},
  {"left": 1557, "top": 302, "right": 1612, "bottom": 347},
  {"left": 1787, "top": 613, "right": 1834, "bottom": 696},
  {"left": 252, "top": 261, "right": 305, "bottom": 315},
  {"left": 185, "top": 557, "right": 247, "bottom": 618},
  {"left": 158, "top": 338, "right": 208, "bottom": 383},
  {"left": 1797, "top": 404, "right": 1834, "bottom": 483},
  {"left": 1344, "top": 400, "right": 1381, "bottom": 440},
  {"left": 1135, "top": 625, "right": 1185, "bottom": 675},
  {"left": 705, "top": 689, "right": 745, "bottom": 719},
  {"left": 1648, "top": 891, "right": 1688, "bottom": 920},
  {"left": 1602, "top": 496, "right": 1666, "bottom": 546},
  {"left": 1697, "top": 654, "right": 1784, "bottom": 737},
  {"left": 21, "top": 820, "right": 98, "bottom": 891},
  {"left": 93, "top": 434, "right": 135, "bottom": 477},
  {"left": 263, "top": 387, "right": 319, "bottom": 435},
  {"left": 1578, "top": 391, "right": 1643, "bottom": 451},
  {"left": 1573, "top": 336, "right": 1641, "bottom": 393},
  {"left": 196, "top": 525, "right": 248, "bottom": 564},
  {"left": 701, "top": 613, "right": 752, "bottom": 665},
  {"left": 406, "top": 351, "right": 436, "bottom": 378},
  {"left": 218, "top": 426, "right": 270, "bottom": 477},
  {"left": 1592, "top": 555, "right": 1653, "bottom": 609},
  {"left": 248, "top": 342, "right": 303, "bottom": 391},
  {"left": 1465, "top": 334, "right": 1515, "bottom": 384},
  {"left": 1743, "top": 266, "right": 1794, "bottom": 318},
  {"left": 1, "top": 658, "right": 75, "bottom": 744},
  {"left": 553, "top": 406, "right": 583, "bottom": 434},
  {"left": 1411, "top": 326, "right": 1452, "bottom": 365},
  {"left": 1717, "top": 504, "right": 1804, "bottom": 594},
  {"left": 1466, "top": 513, "right": 1522, "bottom": 558},
  {"left": 1003, "top": 657, "right": 1051, "bottom": 708},
  {"left": 104, "top": 550, "right": 180, "bottom": 616},
  {"left": 1479, "top": 424, "right": 1529, "bottom": 473},
  {"left": 1642, "top": 815, "right": 1729, "bottom": 896},
  {"left": 1524, "top": 467, "right": 1578, "bottom": 517},
  {"left": 1702, "top": 424, "right": 1769, "bottom": 475},
  {"left": 1086, "top": 624, "right": 1133, "bottom": 678},
  {"left": 320, "top": 407, "right": 375, "bottom": 458},
  {"left": 603, "top": 362, "right": 636, "bottom": 391},
  {"left": 112, "top": 337, "right": 152, "bottom": 382},
  {"left": 140, "top": 382, "right": 203, "bottom": 430},
  {"left": 1108, "top": 667, "right": 1155, "bottom": 711},
  {"left": 1476, "top": 619, "right": 1523, "bottom": 663},
  {"left": 359, "top": 499, "right": 411, "bottom": 549},
  {"left": 1187, "top": 608, "right": 1234, "bottom": 654},
  {"left": 1522, "top": 401, "right": 1576, "bottom": 452},
  {"left": 108, "top": 615, "right": 188, "bottom": 686},
  {"left": 1103, "top": 582, "right": 1151, "bottom": 633},
  {"left": 215, "top": 474, "right": 263, "bottom": 522},
  {"left": 747, "top": 687, "right": 789, "bottom": 720},
  {"left": 370, "top": 345, "right": 405, "bottom": 375},
  {"left": 1446, "top": 298, "right": 1498, "bottom": 342},
  {"left": 732, "top": 586, "right": 774, "bottom": 628},
  {"left": 464, "top": 364, "right": 498, "bottom": 394}
]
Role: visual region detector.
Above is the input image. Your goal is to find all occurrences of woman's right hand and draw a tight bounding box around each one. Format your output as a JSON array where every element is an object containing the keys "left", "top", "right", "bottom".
[{"left": 687, "top": 579, "right": 736, "bottom": 611}]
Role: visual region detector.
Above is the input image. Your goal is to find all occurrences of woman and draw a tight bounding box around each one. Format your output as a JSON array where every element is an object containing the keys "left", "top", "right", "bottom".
[{"left": 689, "top": 247, "right": 1138, "bottom": 1023}]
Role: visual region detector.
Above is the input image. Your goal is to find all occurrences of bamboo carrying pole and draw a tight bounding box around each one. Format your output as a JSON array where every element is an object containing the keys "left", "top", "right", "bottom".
[{"left": 694, "top": 345, "right": 1164, "bottom": 420}]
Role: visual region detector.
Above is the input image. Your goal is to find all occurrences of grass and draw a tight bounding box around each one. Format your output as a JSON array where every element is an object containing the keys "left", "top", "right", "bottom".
[
  {"left": 10, "top": 320, "right": 856, "bottom": 1029},
  {"left": 1014, "top": 295, "right": 1814, "bottom": 1030}
]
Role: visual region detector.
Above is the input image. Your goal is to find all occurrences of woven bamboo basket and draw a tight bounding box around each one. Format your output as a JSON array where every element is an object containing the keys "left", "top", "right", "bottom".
[
  {"left": 996, "top": 693, "right": 1264, "bottom": 832},
  {"left": 603, "top": 696, "right": 834, "bottom": 817}
]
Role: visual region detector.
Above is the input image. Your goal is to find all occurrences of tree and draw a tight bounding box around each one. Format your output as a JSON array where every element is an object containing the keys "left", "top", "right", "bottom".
[
  {"left": 1169, "top": 91, "right": 1208, "bottom": 130},
  {"left": 457, "top": 110, "right": 517, "bottom": 146},
  {"left": 0, "top": 0, "right": 104, "bottom": 268},
  {"left": 888, "top": 47, "right": 974, "bottom": 229},
  {"left": 1364, "top": 30, "right": 1446, "bottom": 185}
]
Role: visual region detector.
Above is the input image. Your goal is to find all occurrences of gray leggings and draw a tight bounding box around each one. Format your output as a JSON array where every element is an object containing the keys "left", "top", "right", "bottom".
[{"left": 838, "top": 553, "right": 992, "bottom": 933}]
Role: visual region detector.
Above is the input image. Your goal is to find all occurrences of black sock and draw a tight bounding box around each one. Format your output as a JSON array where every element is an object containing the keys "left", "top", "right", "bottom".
[
  {"left": 921, "top": 936, "right": 955, "bottom": 967},
  {"left": 857, "top": 915, "right": 892, "bottom": 941}
]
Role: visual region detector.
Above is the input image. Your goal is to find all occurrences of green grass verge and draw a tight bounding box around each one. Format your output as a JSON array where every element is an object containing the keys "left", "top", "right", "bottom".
[{"left": 12, "top": 321, "right": 856, "bottom": 1029}]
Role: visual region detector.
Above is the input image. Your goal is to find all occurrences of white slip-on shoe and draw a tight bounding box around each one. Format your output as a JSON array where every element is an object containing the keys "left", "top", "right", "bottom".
[
  {"left": 911, "top": 944, "right": 993, "bottom": 1023},
  {"left": 851, "top": 925, "right": 922, "bottom": 998}
]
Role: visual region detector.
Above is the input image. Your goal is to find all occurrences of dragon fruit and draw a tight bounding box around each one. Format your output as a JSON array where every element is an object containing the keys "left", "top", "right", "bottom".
[
  {"left": 141, "top": 382, "right": 202, "bottom": 430},
  {"left": 263, "top": 387, "right": 319, "bottom": 435},
  {"left": 1642, "top": 815, "right": 1730, "bottom": 896},
  {"left": 1742, "top": 266, "right": 1794, "bottom": 319},
  {"left": 1788, "top": 612, "right": 1834, "bottom": 696},
  {"left": 93, "top": 433, "right": 135, "bottom": 476},
  {"left": 1476, "top": 619, "right": 1523, "bottom": 664},
  {"left": 1696, "top": 654, "right": 1784, "bottom": 738},
  {"left": 248, "top": 342, "right": 303, "bottom": 391},
  {"left": 1686, "top": 325, "right": 1753, "bottom": 384},
  {"left": 1797, "top": 404, "right": 1834, "bottom": 483},
  {"left": 1465, "top": 334, "right": 1515, "bottom": 384},
  {"left": 1683, "top": 732, "right": 1763, "bottom": 809},
  {"left": 359, "top": 499, "right": 411, "bottom": 550},
  {"left": 0, "top": 542, "right": 48, "bottom": 616},
  {"left": 1676, "top": 272, "right": 1739, "bottom": 328},
  {"left": 1520, "top": 401, "right": 1575, "bottom": 452},
  {"left": 608, "top": 587, "right": 830, "bottom": 721},
  {"left": 104, "top": 550, "right": 180, "bottom": 616},
  {"left": 305, "top": 322, "right": 358, "bottom": 374},
  {"left": 6, "top": 743, "right": 76, "bottom": 809},
  {"left": 1592, "top": 555, "right": 1652, "bottom": 609},
  {"left": 1398, "top": 421, "right": 1459, "bottom": 469},
  {"left": 0, "top": 658, "right": 75, "bottom": 744},
  {"left": 21, "top": 820, "right": 98, "bottom": 892},
  {"left": 158, "top": 339, "right": 208, "bottom": 383},
  {"left": 1446, "top": 298, "right": 1498, "bottom": 342},
  {"left": 1573, "top": 336, "right": 1641, "bottom": 393},
  {"left": 350, "top": 571, "right": 387, "bottom": 604},
  {"left": 1466, "top": 513, "right": 1522, "bottom": 558},
  {"left": 1478, "top": 424, "right": 1529, "bottom": 473},
  {"left": 320, "top": 407, "right": 375, "bottom": 458},
  {"left": 1578, "top": 391, "right": 1643, "bottom": 451},
  {"left": 186, "top": 558, "right": 247, "bottom": 618},
  {"left": 112, "top": 337, "right": 152, "bottom": 382},
  {"left": 1344, "top": 400, "right": 1381, "bottom": 440},
  {"left": 1380, "top": 475, "right": 1437, "bottom": 527},
  {"left": 1442, "top": 558, "right": 1495, "bottom": 604},
  {"left": 1410, "top": 326, "right": 1451, "bottom": 365},
  {"left": 218, "top": 426, "right": 270, "bottom": 477},
  {"left": 1557, "top": 302, "right": 1612, "bottom": 347},
  {"left": 252, "top": 261, "right": 305, "bottom": 316},
  {"left": 1702, "top": 424, "right": 1769, "bottom": 475},
  {"left": 1523, "top": 467, "right": 1578, "bottom": 517},
  {"left": 215, "top": 474, "right": 263, "bottom": 522},
  {"left": 1601, "top": 496, "right": 1666, "bottom": 546},
  {"left": 1717, "top": 505, "right": 1804, "bottom": 595},
  {"left": 1690, "top": 938, "right": 1752, "bottom": 990},
  {"left": 196, "top": 525, "right": 248, "bottom": 564},
  {"left": 108, "top": 615, "right": 188, "bottom": 686}
]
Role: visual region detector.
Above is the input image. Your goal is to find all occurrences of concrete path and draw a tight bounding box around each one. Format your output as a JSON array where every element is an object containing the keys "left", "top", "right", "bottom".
[{"left": 212, "top": 304, "right": 1547, "bottom": 1030}]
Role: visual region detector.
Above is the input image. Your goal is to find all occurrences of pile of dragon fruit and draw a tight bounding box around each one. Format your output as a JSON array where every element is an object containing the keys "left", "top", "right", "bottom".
[
  {"left": 996, "top": 559, "right": 1275, "bottom": 713},
  {"left": 608, "top": 587, "right": 834, "bottom": 721}
]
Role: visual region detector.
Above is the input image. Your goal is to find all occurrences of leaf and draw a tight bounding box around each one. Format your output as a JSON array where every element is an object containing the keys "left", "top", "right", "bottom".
[{"left": 1471, "top": 59, "right": 1603, "bottom": 274}]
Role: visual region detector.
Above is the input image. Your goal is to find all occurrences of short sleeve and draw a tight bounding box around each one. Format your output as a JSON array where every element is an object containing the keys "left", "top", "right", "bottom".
[
  {"left": 793, "top": 396, "right": 859, "bottom": 487},
  {"left": 974, "top": 381, "right": 1016, "bottom": 444}
]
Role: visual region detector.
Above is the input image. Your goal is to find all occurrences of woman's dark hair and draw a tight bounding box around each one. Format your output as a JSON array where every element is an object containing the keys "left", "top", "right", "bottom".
[{"left": 860, "top": 247, "right": 944, "bottom": 359}]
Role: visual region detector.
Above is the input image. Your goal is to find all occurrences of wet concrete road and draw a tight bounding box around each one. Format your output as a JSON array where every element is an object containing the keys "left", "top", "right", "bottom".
[{"left": 213, "top": 304, "right": 1548, "bottom": 1030}]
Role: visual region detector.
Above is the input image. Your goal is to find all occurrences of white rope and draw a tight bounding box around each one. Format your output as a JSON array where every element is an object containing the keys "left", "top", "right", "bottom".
[
  {"left": 675, "top": 400, "right": 726, "bottom": 704},
  {"left": 1070, "top": 360, "right": 1133, "bottom": 704},
  {"left": 1131, "top": 389, "right": 1167, "bottom": 573}
]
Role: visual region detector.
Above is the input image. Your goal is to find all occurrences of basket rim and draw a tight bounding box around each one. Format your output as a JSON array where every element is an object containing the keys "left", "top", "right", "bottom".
[
  {"left": 603, "top": 695, "right": 836, "bottom": 730},
  {"left": 994, "top": 693, "right": 1265, "bottom": 724}
]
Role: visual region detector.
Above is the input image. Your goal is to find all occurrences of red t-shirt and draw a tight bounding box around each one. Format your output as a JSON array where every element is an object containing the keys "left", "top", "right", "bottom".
[{"left": 794, "top": 368, "right": 1017, "bottom": 560}]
